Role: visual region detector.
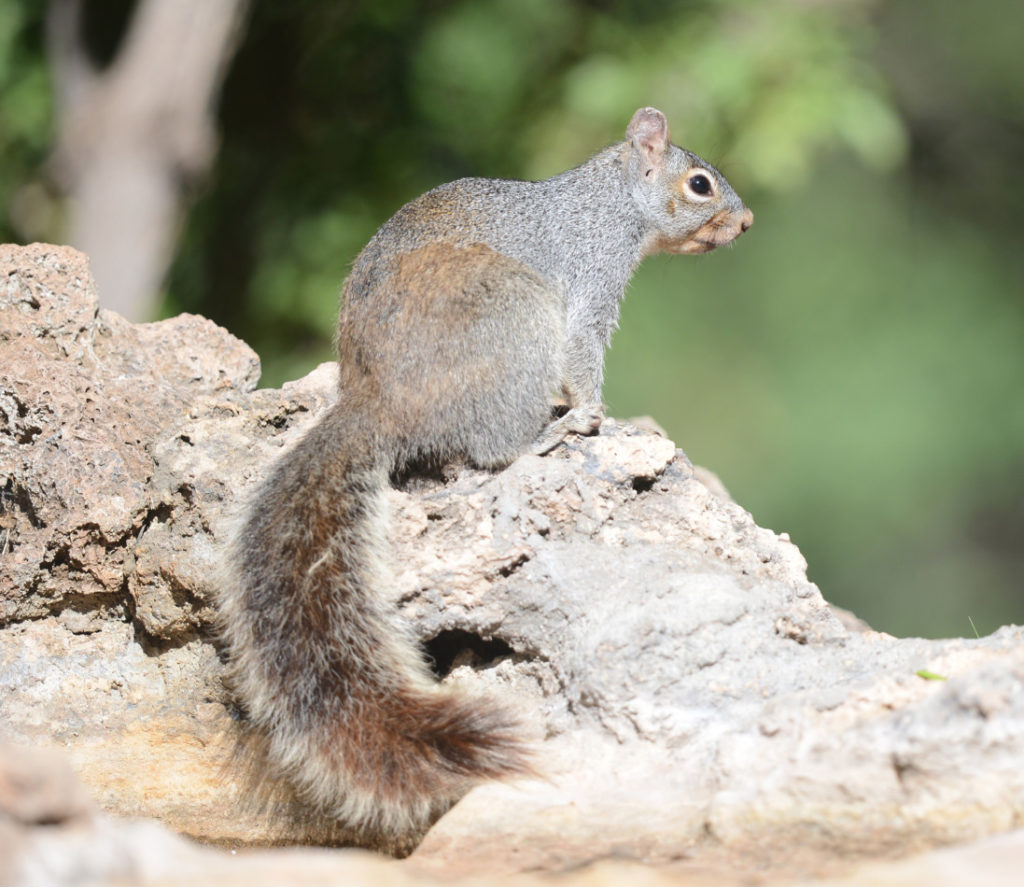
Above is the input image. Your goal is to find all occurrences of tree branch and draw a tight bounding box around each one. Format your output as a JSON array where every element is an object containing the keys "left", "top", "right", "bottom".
[{"left": 46, "top": 0, "right": 250, "bottom": 320}]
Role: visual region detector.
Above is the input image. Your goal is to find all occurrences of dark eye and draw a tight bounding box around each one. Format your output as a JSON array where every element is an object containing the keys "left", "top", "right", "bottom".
[{"left": 688, "top": 174, "right": 712, "bottom": 196}]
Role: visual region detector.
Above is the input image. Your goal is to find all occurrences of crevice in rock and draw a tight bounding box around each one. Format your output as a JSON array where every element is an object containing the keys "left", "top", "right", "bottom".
[
  {"left": 496, "top": 549, "right": 531, "bottom": 578},
  {"left": 423, "top": 629, "right": 518, "bottom": 679},
  {"left": 47, "top": 544, "right": 72, "bottom": 570},
  {"left": 774, "top": 616, "right": 810, "bottom": 645},
  {"left": 138, "top": 501, "right": 174, "bottom": 538},
  {"left": 892, "top": 753, "right": 913, "bottom": 791},
  {"left": 262, "top": 409, "right": 300, "bottom": 431},
  {"left": 169, "top": 581, "right": 207, "bottom": 615},
  {"left": 45, "top": 590, "right": 132, "bottom": 631},
  {"left": 17, "top": 424, "right": 44, "bottom": 445},
  {"left": 0, "top": 393, "right": 45, "bottom": 444},
  {"left": 1, "top": 477, "right": 45, "bottom": 534},
  {"left": 129, "top": 608, "right": 207, "bottom": 657},
  {"left": 133, "top": 624, "right": 207, "bottom": 656},
  {"left": 631, "top": 475, "right": 657, "bottom": 494}
]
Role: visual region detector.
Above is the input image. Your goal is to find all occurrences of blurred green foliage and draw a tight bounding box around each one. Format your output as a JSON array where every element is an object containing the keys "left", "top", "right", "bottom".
[
  {"left": 2, "top": 0, "right": 1022, "bottom": 638},
  {"left": 165, "top": 0, "right": 911, "bottom": 381},
  {"left": 0, "top": 3, "right": 55, "bottom": 243}
]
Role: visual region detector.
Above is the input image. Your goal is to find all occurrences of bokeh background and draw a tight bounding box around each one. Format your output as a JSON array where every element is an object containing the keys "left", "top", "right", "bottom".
[{"left": 2, "top": 0, "right": 1021, "bottom": 638}]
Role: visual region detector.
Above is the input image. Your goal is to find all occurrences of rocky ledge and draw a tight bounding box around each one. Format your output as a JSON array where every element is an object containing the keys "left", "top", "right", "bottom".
[{"left": 1, "top": 244, "right": 1022, "bottom": 885}]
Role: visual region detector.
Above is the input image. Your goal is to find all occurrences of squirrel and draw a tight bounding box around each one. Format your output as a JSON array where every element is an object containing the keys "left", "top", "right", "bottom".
[{"left": 217, "top": 106, "right": 752, "bottom": 845}]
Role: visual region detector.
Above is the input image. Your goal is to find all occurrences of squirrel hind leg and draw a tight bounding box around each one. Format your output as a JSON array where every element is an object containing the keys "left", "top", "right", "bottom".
[{"left": 350, "top": 243, "right": 567, "bottom": 469}]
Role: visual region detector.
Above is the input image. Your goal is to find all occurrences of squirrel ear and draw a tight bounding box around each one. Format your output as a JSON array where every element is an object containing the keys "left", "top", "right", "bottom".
[{"left": 626, "top": 107, "right": 670, "bottom": 174}]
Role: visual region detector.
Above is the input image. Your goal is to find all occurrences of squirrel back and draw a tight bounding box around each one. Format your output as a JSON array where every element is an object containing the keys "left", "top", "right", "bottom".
[{"left": 218, "top": 107, "right": 752, "bottom": 848}]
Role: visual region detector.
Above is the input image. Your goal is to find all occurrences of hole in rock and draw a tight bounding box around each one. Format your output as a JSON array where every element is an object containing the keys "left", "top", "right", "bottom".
[
  {"left": 424, "top": 629, "right": 515, "bottom": 679},
  {"left": 631, "top": 475, "right": 657, "bottom": 493}
]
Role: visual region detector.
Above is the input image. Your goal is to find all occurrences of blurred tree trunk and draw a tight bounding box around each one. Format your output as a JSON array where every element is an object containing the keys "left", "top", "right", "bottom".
[{"left": 47, "top": 0, "right": 249, "bottom": 321}]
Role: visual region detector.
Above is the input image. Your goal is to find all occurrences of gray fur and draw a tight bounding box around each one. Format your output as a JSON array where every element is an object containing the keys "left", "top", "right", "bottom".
[{"left": 218, "top": 107, "right": 752, "bottom": 846}]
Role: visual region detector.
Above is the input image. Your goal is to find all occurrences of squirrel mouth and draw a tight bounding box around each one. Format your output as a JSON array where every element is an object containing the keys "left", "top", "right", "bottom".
[{"left": 673, "top": 207, "right": 754, "bottom": 255}]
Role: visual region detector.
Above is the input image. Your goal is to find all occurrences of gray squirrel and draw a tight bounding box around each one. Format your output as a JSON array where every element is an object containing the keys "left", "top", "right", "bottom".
[{"left": 218, "top": 107, "right": 752, "bottom": 845}]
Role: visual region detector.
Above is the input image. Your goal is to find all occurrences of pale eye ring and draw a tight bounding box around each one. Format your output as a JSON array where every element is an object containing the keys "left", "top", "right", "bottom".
[{"left": 684, "top": 169, "right": 716, "bottom": 200}]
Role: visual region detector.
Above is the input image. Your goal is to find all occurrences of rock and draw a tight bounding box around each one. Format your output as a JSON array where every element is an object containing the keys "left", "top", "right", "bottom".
[
  {"left": 2, "top": 243, "right": 1024, "bottom": 880},
  {"left": 4, "top": 744, "right": 1024, "bottom": 887},
  {"left": 0, "top": 741, "right": 95, "bottom": 887},
  {"left": 805, "top": 830, "right": 1024, "bottom": 887}
]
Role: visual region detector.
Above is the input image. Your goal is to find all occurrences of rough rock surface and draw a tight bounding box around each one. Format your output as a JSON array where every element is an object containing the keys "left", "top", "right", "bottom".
[{"left": 2, "top": 244, "right": 1024, "bottom": 883}]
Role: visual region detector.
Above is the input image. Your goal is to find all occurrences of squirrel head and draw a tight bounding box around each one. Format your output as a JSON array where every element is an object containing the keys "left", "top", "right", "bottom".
[{"left": 625, "top": 107, "right": 753, "bottom": 257}]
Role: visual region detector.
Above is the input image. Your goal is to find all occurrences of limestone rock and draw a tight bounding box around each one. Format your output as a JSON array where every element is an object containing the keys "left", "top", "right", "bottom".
[
  {"left": 2, "top": 243, "right": 1024, "bottom": 880},
  {"left": 4, "top": 742, "right": 1024, "bottom": 887}
]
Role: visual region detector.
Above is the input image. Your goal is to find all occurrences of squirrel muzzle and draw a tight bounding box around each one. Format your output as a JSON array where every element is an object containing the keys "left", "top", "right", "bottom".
[{"left": 674, "top": 206, "right": 754, "bottom": 255}]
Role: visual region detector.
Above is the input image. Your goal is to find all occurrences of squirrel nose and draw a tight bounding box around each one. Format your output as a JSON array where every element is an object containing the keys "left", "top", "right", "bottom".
[{"left": 740, "top": 208, "right": 754, "bottom": 232}]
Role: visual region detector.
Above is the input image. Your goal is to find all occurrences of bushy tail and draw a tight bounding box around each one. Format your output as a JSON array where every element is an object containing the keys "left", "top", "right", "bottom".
[{"left": 218, "top": 405, "right": 529, "bottom": 841}]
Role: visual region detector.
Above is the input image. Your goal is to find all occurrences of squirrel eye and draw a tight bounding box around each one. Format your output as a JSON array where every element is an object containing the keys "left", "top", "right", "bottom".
[{"left": 687, "top": 174, "right": 712, "bottom": 196}]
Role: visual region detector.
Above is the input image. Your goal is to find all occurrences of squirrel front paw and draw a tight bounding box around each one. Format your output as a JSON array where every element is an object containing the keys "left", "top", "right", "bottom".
[{"left": 532, "top": 405, "right": 604, "bottom": 455}]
